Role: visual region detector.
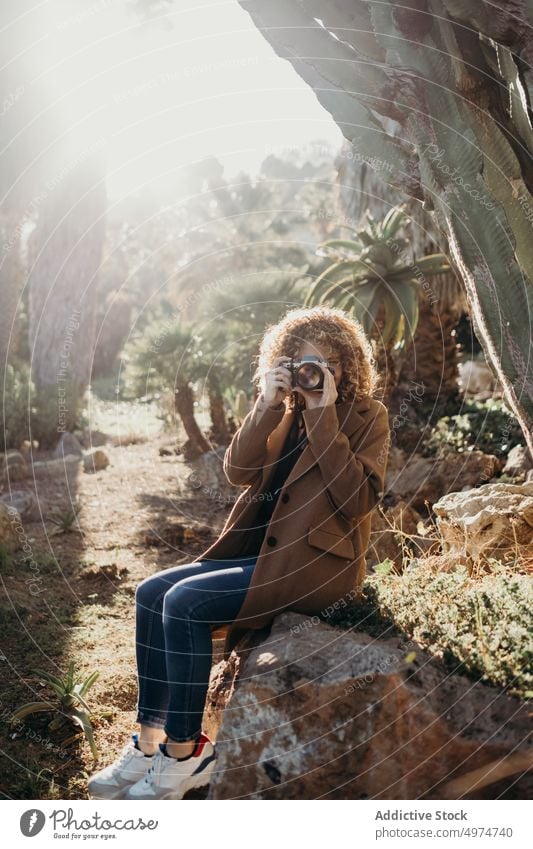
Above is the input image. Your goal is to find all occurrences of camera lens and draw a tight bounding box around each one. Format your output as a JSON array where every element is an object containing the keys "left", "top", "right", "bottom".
[{"left": 296, "top": 363, "right": 323, "bottom": 390}]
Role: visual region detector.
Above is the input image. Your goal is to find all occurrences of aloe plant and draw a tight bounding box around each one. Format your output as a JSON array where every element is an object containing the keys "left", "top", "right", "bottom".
[
  {"left": 306, "top": 204, "right": 449, "bottom": 349},
  {"left": 11, "top": 661, "right": 100, "bottom": 761},
  {"left": 238, "top": 0, "right": 533, "bottom": 457},
  {"left": 48, "top": 503, "right": 83, "bottom": 534}
]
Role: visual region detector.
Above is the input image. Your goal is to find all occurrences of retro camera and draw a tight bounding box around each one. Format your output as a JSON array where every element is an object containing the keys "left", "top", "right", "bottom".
[{"left": 288, "top": 355, "right": 335, "bottom": 392}]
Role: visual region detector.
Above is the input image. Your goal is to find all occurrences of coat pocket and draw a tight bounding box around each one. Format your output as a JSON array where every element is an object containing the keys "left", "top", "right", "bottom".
[{"left": 307, "top": 526, "right": 355, "bottom": 560}]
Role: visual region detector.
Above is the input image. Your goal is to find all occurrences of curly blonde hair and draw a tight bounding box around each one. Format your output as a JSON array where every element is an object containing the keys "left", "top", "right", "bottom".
[{"left": 252, "top": 305, "right": 379, "bottom": 409}]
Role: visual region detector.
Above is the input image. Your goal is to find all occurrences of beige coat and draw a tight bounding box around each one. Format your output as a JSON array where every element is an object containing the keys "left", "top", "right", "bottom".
[{"left": 191, "top": 392, "right": 390, "bottom": 661}]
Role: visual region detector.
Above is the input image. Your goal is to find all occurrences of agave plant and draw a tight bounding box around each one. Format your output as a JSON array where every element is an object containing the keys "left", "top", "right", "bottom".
[
  {"left": 48, "top": 502, "right": 83, "bottom": 534},
  {"left": 305, "top": 204, "right": 450, "bottom": 350},
  {"left": 11, "top": 661, "right": 100, "bottom": 761}
]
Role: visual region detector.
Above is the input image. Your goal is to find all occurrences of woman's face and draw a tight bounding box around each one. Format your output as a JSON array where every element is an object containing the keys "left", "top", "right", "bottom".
[{"left": 297, "top": 340, "right": 343, "bottom": 389}]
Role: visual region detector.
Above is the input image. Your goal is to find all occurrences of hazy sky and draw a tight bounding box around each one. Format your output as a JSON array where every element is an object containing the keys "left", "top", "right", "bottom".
[{"left": 29, "top": 0, "right": 342, "bottom": 198}]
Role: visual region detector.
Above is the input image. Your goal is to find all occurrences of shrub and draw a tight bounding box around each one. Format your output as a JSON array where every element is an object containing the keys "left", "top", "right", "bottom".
[{"left": 331, "top": 559, "right": 532, "bottom": 699}]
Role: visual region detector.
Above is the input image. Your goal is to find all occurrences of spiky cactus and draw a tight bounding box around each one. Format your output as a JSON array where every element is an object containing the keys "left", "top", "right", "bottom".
[{"left": 239, "top": 0, "right": 533, "bottom": 457}]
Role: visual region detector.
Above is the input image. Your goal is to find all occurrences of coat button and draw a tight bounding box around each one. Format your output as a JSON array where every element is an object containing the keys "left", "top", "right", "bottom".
[
  {"left": 266, "top": 535, "right": 277, "bottom": 546},
  {"left": 281, "top": 492, "right": 290, "bottom": 503}
]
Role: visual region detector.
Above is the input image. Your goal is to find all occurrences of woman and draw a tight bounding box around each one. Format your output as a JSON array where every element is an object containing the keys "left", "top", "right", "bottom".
[{"left": 87, "top": 305, "right": 390, "bottom": 800}]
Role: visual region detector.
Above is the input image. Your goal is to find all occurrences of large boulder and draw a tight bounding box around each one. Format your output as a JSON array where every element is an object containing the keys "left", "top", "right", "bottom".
[
  {"left": 433, "top": 480, "right": 533, "bottom": 565},
  {"left": 32, "top": 455, "right": 82, "bottom": 474},
  {"left": 52, "top": 432, "right": 84, "bottom": 459},
  {"left": 502, "top": 444, "right": 533, "bottom": 479},
  {"left": 386, "top": 449, "right": 502, "bottom": 510},
  {"left": 207, "top": 612, "right": 531, "bottom": 800},
  {"left": 1, "top": 450, "right": 28, "bottom": 482},
  {"left": 0, "top": 490, "right": 39, "bottom": 522}
]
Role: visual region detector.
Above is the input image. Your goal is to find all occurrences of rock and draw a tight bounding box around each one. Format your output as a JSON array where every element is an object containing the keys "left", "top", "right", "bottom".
[
  {"left": 503, "top": 444, "right": 533, "bottom": 478},
  {"left": 208, "top": 612, "right": 531, "bottom": 800},
  {"left": 83, "top": 448, "right": 110, "bottom": 473},
  {"left": 0, "top": 502, "right": 22, "bottom": 552},
  {"left": 52, "top": 432, "right": 84, "bottom": 459},
  {"left": 1, "top": 450, "right": 28, "bottom": 482},
  {"left": 457, "top": 359, "right": 503, "bottom": 399},
  {"left": 386, "top": 449, "right": 502, "bottom": 510},
  {"left": 205, "top": 627, "right": 268, "bottom": 742},
  {"left": 77, "top": 428, "right": 108, "bottom": 448},
  {"left": 0, "top": 490, "right": 39, "bottom": 522},
  {"left": 32, "top": 455, "right": 82, "bottom": 474},
  {"left": 433, "top": 480, "right": 533, "bottom": 565},
  {"left": 368, "top": 501, "right": 428, "bottom": 572},
  {"left": 185, "top": 446, "right": 233, "bottom": 499}
]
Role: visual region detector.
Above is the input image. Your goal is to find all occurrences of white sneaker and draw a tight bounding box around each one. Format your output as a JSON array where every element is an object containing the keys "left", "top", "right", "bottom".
[
  {"left": 125, "top": 732, "right": 217, "bottom": 800},
  {"left": 88, "top": 733, "right": 156, "bottom": 799}
]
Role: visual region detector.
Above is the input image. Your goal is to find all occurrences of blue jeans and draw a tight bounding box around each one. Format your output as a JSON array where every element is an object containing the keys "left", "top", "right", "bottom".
[{"left": 134, "top": 555, "right": 257, "bottom": 742}]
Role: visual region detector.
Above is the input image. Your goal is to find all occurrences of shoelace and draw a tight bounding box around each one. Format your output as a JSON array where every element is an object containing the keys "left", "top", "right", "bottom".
[{"left": 141, "top": 750, "right": 166, "bottom": 788}]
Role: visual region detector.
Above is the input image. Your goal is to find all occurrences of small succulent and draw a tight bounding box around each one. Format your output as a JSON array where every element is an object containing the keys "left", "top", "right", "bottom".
[
  {"left": 48, "top": 503, "right": 83, "bottom": 534},
  {"left": 11, "top": 661, "right": 100, "bottom": 761}
]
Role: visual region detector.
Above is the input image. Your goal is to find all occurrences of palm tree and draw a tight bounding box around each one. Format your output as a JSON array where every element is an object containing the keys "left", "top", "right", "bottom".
[
  {"left": 129, "top": 322, "right": 211, "bottom": 457},
  {"left": 303, "top": 205, "right": 450, "bottom": 403}
]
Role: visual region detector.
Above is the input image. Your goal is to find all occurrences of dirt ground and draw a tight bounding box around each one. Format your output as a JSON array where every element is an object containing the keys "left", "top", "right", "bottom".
[{"left": 0, "top": 435, "right": 229, "bottom": 799}]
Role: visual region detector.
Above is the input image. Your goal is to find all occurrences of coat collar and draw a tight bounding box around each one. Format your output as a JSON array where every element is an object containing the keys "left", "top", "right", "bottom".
[{"left": 261, "top": 396, "right": 373, "bottom": 491}]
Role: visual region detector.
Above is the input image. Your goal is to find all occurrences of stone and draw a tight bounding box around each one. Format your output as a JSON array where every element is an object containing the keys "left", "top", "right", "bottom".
[
  {"left": 386, "top": 449, "right": 502, "bottom": 510},
  {"left": 502, "top": 444, "right": 533, "bottom": 478},
  {"left": 208, "top": 612, "right": 531, "bottom": 800},
  {"left": 77, "top": 428, "right": 108, "bottom": 448},
  {"left": 185, "top": 446, "right": 233, "bottom": 500},
  {"left": 52, "top": 432, "right": 84, "bottom": 459},
  {"left": 0, "top": 502, "right": 22, "bottom": 552},
  {"left": 433, "top": 480, "right": 533, "bottom": 565},
  {"left": 83, "top": 448, "right": 110, "bottom": 473},
  {"left": 32, "top": 455, "right": 82, "bottom": 474},
  {"left": 0, "top": 490, "right": 39, "bottom": 522},
  {"left": 1, "top": 450, "right": 28, "bottom": 482},
  {"left": 457, "top": 359, "right": 503, "bottom": 399}
]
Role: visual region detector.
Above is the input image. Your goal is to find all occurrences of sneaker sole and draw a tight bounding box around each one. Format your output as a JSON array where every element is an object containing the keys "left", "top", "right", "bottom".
[{"left": 87, "top": 785, "right": 131, "bottom": 800}]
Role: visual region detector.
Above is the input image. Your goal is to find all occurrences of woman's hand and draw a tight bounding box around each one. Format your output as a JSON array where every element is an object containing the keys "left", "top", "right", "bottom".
[
  {"left": 293, "top": 361, "right": 338, "bottom": 409},
  {"left": 262, "top": 357, "right": 292, "bottom": 407}
]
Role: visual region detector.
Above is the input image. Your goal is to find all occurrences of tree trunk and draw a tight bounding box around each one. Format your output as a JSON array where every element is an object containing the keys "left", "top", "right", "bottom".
[
  {"left": 174, "top": 382, "right": 211, "bottom": 455},
  {"left": 27, "top": 157, "right": 106, "bottom": 432},
  {"left": 207, "top": 376, "right": 231, "bottom": 445}
]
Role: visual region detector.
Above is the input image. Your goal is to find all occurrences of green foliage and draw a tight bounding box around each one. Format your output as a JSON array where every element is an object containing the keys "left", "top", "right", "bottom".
[
  {"left": 11, "top": 661, "right": 100, "bottom": 761},
  {"left": 331, "top": 561, "right": 532, "bottom": 698},
  {"left": 48, "top": 503, "right": 83, "bottom": 535},
  {"left": 125, "top": 320, "right": 199, "bottom": 400},
  {"left": 1, "top": 362, "right": 33, "bottom": 451},
  {"left": 422, "top": 398, "right": 524, "bottom": 459},
  {"left": 304, "top": 204, "right": 450, "bottom": 349}
]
